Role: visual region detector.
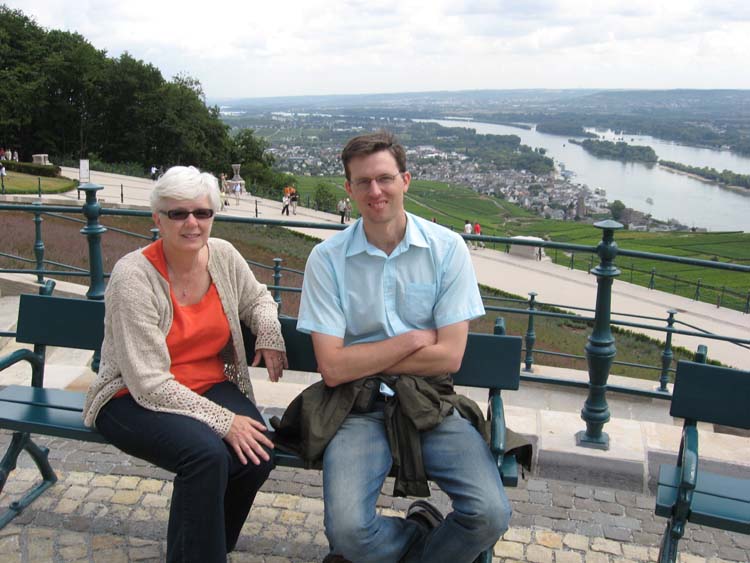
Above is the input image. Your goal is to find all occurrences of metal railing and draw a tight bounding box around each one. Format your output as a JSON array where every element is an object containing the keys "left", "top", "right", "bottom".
[{"left": 2, "top": 185, "right": 749, "bottom": 452}]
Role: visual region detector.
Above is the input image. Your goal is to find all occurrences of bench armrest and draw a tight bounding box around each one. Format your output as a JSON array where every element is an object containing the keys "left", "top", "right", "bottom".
[
  {"left": 489, "top": 389, "right": 507, "bottom": 462},
  {"left": 0, "top": 348, "right": 43, "bottom": 376},
  {"left": 678, "top": 423, "right": 698, "bottom": 491}
]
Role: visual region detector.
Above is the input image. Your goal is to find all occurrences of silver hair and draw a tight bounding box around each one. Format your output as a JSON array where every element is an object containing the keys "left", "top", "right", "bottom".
[{"left": 150, "top": 166, "right": 221, "bottom": 213}]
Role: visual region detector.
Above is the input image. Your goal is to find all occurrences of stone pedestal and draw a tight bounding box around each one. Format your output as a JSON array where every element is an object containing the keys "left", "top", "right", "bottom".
[
  {"left": 229, "top": 163, "right": 245, "bottom": 192},
  {"left": 32, "top": 154, "right": 52, "bottom": 165}
]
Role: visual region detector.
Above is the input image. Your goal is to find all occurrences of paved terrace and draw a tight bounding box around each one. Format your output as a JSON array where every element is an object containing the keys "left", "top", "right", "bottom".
[{"left": 0, "top": 170, "right": 748, "bottom": 561}]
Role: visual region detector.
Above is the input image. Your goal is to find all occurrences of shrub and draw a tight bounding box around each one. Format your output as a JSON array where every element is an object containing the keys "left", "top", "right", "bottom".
[{"left": 3, "top": 161, "right": 60, "bottom": 177}]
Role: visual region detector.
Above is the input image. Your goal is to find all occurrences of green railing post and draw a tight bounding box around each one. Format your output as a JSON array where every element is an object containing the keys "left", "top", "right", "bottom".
[
  {"left": 79, "top": 183, "right": 107, "bottom": 301},
  {"left": 576, "top": 220, "right": 622, "bottom": 450},
  {"left": 255, "top": 199, "right": 259, "bottom": 218},
  {"left": 120, "top": 184, "right": 124, "bottom": 204},
  {"left": 32, "top": 200, "right": 45, "bottom": 284},
  {"left": 717, "top": 286, "right": 725, "bottom": 308},
  {"left": 589, "top": 254, "right": 594, "bottom": 272},
  {"left": 694, "top": 279, "right": 702, "bottom": 301},
  {"left": 629, "top": 263, "right": 634, "bottom": 283},
  {"left": 273, "top": 257, "right": 282, "bottom": 312},
  {"left": 150, "top": 228, "right": 160, "bottom": 241},
  {"left": 693, "top": 344, "right": 707, "bottom": 364},
  {"left": 672, "top": 275, "right": 678, "bottom": 293},
  {"left": 745, "top": 291, "right": 749, "bottom": 314},
  {"left": 523, "top": 292, "right": 537, "bottom": 372},
  {"left": 658, "top": 309, "right": 677, "bottom": 392},
  {"left": 37, "top": 177, "right": 42, "bottom": 198},
  {"left": 1, "top": 173, "right": 5, "bottom": 194},
  {"left": 569, "top": 252, "right": 575, "bottom": 269},
  {"left": 649, "top": 268, "right": 655, "bottom": 289},
  {"left": 494, "top": 317, "right": 506, "bottom": 336}
]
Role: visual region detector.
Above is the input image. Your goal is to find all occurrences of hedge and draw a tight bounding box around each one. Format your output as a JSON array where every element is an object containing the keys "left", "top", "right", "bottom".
[{"left": 2, "top": 161, "right": 61, "bottom": 178}]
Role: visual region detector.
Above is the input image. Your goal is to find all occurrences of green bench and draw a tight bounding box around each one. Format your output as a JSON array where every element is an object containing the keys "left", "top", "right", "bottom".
[
  {"left": 0, "top": 293, "right": 524, "bottom": 562},
  {"left": 655, "top": 360, "right": 750, "bottom": 563}
]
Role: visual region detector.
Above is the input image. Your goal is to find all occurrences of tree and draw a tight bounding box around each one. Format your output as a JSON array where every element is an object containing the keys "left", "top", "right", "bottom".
[
  {"left": 609, "top": 200, "right": 626, "bottom": 221},
  {"left": 313, "top": 182, "right": 336, "bottom": 212}
]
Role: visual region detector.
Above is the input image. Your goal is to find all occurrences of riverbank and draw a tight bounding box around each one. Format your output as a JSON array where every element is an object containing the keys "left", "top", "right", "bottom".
[{"left": 658, "top": 162, "right": 750, "bottom": 196}]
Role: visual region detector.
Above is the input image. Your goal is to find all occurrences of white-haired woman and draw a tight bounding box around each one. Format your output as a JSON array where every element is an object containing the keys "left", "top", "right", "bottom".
[{"left": 83, "top": 165, "right": 287, "bottom": 562}]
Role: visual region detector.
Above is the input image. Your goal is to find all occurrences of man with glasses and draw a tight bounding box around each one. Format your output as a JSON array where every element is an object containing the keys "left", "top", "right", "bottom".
[{"left": 296, "top": 131, "right": 511, "bottom": 562}]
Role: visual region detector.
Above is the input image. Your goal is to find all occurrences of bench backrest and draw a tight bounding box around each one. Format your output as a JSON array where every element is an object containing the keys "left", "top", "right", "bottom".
[
  {"left": 271, "top": 317, "right": 522, "bottom": 390},
  {"left": 670, "top": 360, "right": 750, "bottom": 430},
  {"left": 16, "top": 294, "right": 105, "bottom": 350}
]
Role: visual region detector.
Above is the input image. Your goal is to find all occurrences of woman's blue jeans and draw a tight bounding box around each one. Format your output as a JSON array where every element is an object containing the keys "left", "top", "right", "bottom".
[
  {"left": 96, "top": 381, "right": 273, "bottom": 563},
  {"left": 323, "top": 409, "right": 511, "bottom": 563}
]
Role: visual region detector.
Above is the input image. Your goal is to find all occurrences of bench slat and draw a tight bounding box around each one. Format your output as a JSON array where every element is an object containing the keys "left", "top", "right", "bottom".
[
  {"left": 0, "top": 400, "right": 106, "bottom": 443},
  {"left": 16, "top": 294, "right": 105, "bottom": 351},
  {"left": 0, "top": 385, "right": 86, "bottom": 412},
  {"left": 657, "top": 464, "right": 750, "bottom": 503},
  {"left": 656, "top": 485, "right": 750, "bottom": 534},
  {"left": 670, "top": 361, "right": 750, "bottom": 429}
]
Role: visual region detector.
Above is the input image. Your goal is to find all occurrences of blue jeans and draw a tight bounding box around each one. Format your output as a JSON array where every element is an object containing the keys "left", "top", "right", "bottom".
[
  {"left": 323, "top": 409, "right": 511, "bottom": 563},
  {"left": 96, "top": 381, "right": 273, "bottom": 563}
]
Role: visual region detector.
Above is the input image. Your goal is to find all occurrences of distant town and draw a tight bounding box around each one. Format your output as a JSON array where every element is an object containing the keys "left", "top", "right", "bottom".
[{"left": 244, "top": 112, "right": 690, "bottom": 232}]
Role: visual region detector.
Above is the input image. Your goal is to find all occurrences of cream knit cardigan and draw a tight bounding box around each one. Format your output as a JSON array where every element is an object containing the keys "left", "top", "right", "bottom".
[{"left": 82, "top": 238, "right": 285, "bottom": 437}]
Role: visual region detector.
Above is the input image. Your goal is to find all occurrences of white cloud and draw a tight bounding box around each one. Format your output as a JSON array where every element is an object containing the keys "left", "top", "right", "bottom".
[{"left": 6, "top": 0, "right": 750, "bottom": 98}]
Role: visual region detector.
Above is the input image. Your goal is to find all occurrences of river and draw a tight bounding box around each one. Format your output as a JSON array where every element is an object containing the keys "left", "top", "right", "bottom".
[{"left": 423, "top": 119, "right": 750, "bottom": 232}]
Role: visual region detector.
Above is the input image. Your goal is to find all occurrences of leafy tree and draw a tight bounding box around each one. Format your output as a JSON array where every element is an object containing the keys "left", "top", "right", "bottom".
[
  {"left": 609, "top": 200, "right": 626, "bottom": 221},
  {"left": 313, "top": 182, "right": 336, "bottom": 212}
]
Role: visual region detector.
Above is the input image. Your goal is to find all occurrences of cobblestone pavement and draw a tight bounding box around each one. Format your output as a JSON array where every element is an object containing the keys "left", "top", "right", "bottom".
[{"left": 1, "top": 428, "right": 748, "bottom": 563}]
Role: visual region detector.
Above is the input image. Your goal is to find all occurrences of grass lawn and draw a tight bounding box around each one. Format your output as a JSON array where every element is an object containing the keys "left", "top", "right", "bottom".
[{"left": 1, "top": 171, "right": 77, "bottom": 194}]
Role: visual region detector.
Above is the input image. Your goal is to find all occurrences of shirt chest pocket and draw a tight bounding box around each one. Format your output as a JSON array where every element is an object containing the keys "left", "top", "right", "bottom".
[{"left": 401, "top": 283, "right": 436, "bottom": 326}]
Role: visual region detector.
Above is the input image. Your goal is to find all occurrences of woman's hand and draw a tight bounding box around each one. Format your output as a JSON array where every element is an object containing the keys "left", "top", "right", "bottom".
[
  {"left": 252, "top": 348, "right": 288, "bottom": 382},
  {"left": 224, "top": 415, "right": 274, "bottom": 465}
]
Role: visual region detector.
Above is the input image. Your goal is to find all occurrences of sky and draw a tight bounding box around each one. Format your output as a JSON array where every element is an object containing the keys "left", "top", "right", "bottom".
[{"left": 7, "top": 0, "right": 750, "bottom": 100}]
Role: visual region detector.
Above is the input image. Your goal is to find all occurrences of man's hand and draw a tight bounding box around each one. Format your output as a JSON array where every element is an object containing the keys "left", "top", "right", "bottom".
[
  {"left": 224, "top": 415, "right": 274, "bottom": 465},
  {"left": 253, "top": 348, "right": 288, "bottom": 382}
]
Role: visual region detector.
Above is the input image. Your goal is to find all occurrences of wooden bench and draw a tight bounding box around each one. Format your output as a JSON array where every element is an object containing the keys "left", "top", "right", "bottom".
[
  {"left": 655, "top": 360, "right": 750, "bottom": 563},
  {"left": 0, "top": 293, "right": 524, "bottom": 562}
]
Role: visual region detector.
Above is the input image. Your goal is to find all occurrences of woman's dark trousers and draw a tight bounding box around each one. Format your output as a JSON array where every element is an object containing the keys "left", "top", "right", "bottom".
[{"left": 96, "top": 381, "right": 273, "bottom": 563}]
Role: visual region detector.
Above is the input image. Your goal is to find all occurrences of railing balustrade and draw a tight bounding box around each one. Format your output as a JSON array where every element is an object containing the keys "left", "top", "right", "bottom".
[{"left": 2, "top": 188, "right": 749, "bottom": 452}]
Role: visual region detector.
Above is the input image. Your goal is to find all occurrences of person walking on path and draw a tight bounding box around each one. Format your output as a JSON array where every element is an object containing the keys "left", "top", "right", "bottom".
[
  {"left": 336, "top": 197, "right": 347, "bottom": 224},
  {"left": 82, "top": 165, "right": 288, "bottom": 563},
  {"left": 281, "top": 193, "right": 291, "bottom": 216},
  {"left": 288, "top": 131, "right": 512, "bottom": 563},
  {"left": 344, "top": 198, "right": 352, "bottom": 222},
  {"left": 290, "top": 190, "right": 299, "bottom": 215},
  {"left": 473, "top": 221, "right": 485, "bottom": 248},
  {"left": 463, "top": 220, "right": 474, "bottom": 249}
]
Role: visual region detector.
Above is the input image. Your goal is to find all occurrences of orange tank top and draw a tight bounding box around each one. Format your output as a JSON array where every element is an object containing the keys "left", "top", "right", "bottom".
[{"left": 116, "top": 240, "right": 230, "bottom": 397}]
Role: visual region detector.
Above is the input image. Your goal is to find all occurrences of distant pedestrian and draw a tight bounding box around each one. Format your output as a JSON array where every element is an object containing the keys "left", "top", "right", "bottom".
[
  {"left": 473, "top": 221, "right": 485, "bottom": 248},
  {"left": 12, "top": 150, "right": 18, "bottom": 162},
  {"left": 337, "top": 198, "right": 347, "bottom": 224},
  {"left": 290, "top": 190, "right": 299, "bottom": 214},
  {"left": 344, "top": 198, "right": 352, "bottom": 222},
  {"left": 220, "top": 173, "right": 229, "bottom": 209},
  {"left": 150, "top": 165, "right": 158, "bottom": 181},
  {"left": 463, "top": 219, "right": 474, "bottom": 249},
  {"left": 233, "top": 182, "right": 242, "bottom": 206},
  {"left": 281, "top": 193, "right": 290, "bottom": 216}
]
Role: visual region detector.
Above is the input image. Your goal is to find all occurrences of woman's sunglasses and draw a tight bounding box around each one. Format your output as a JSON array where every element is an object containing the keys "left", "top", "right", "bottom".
[{"left": 160, "top": 208, "right": 215, "bottom": 221}]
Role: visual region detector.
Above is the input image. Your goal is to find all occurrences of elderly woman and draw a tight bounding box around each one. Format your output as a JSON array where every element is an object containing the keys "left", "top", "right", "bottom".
[{"left": 83, "top": 165, "right": 287, "bottom": 562}]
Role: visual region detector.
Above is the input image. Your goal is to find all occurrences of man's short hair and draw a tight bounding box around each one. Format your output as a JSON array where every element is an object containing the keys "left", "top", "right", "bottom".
[{"left": 341, "top": 130, "right": 407, "bottom": 181}]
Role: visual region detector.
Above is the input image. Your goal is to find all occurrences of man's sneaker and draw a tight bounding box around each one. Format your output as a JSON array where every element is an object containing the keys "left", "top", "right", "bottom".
[{"left": 405, "top": 499, "right": 444, "bottom": 532}]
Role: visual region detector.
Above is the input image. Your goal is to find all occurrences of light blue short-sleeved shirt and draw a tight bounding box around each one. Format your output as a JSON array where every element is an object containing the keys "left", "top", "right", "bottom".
[{"left": 297, "top": 213, "right": 485, "bottom": 346}]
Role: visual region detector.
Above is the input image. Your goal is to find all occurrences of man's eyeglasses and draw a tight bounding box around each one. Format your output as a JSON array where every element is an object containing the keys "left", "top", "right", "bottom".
[
  {"left": 351, "top": 172, "right": 403, "bottom": 190},
  {"left": 159, "top": 208, "right": 215, "bottom": 221}
]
